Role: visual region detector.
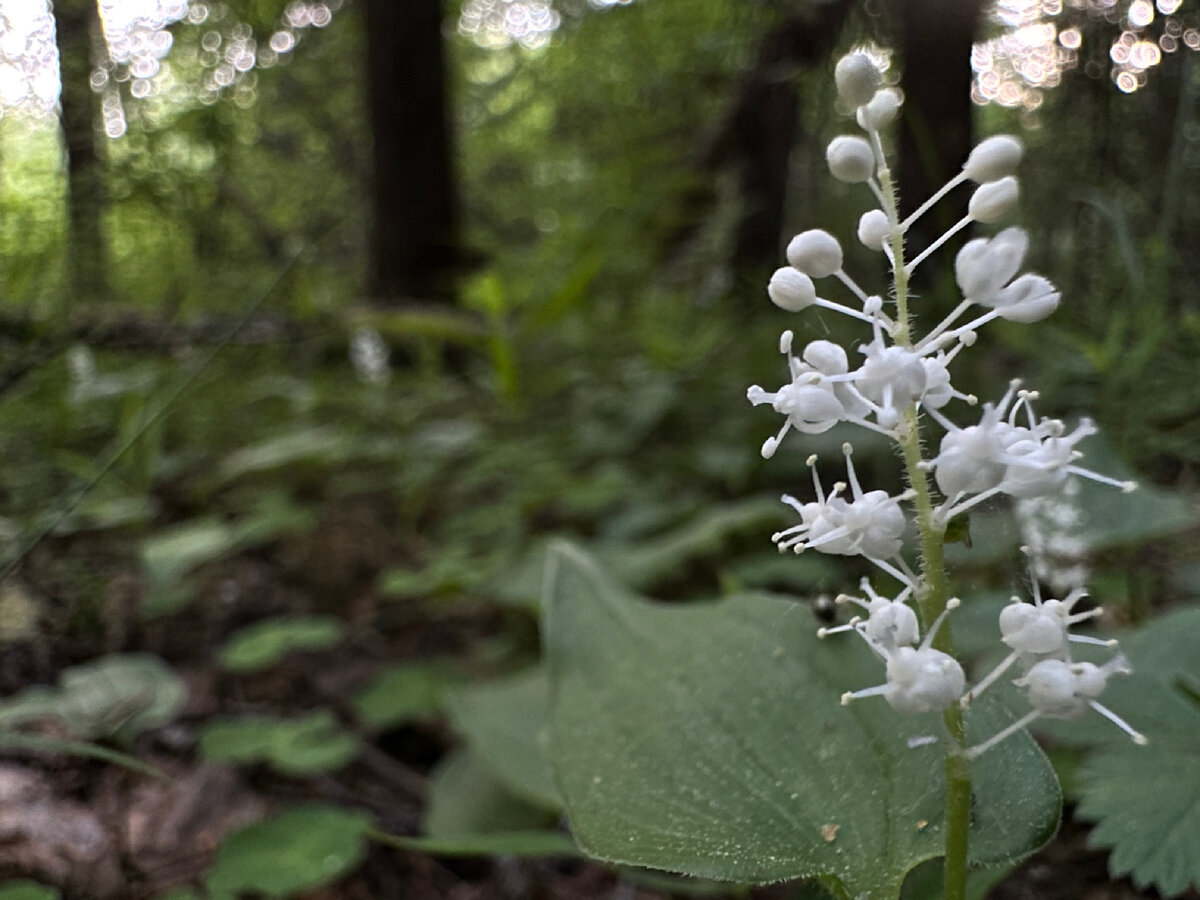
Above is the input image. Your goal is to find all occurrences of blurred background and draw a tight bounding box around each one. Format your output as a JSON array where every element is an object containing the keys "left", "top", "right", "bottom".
[{"left": 0, "top": 0, "right": 1197, "bottom": 897}]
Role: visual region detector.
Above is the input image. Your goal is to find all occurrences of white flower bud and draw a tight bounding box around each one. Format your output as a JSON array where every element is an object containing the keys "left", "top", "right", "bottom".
[
  {"left": 968, "top": 176, "right": 1019, "bottom": 223},
  {"left": 834, "top": 53, "right": 880, "bottom": 108},
  {"left": 786, "top": 229, "right": 843, "bottom": 278},
  {"left": 963, "top": 135, "right": 1024, "bottom": 183},
  {"left": 857, "top": 209, "right": 891, "bottom": 250},
  {"left": 826, "top": 135, "right": 875, "bottom": 183},
  {"left": 995, "top": 274, "right": 1060, "bottom": 323},
  {"left": 856, "top": 88, "right": 902, "bottom": 131},
  {"left": 767, "top": 267, "right": 817, "bottom": 311}
]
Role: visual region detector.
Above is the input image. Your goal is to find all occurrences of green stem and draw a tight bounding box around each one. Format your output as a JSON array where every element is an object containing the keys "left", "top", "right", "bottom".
[{"left": 877, "top": 161, "right": 971, "bottom": 900}]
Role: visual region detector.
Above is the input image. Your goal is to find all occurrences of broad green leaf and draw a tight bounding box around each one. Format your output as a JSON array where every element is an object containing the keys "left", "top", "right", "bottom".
[
  {"left": 140, "top": 518, "right": 237, "bottom": 585},
  {"left": 219, "top": 615, "right": 346, "bottom": 673},
  {"left": 0, "top": 653, "right": 185, "bottom": 742},
  {"left": 205, "top": 804, "right": 371, "bottom": 899},
  {"left": 0, "top": 881, "right": 59, "bottom": 899},
  {"left": 353, "top": 662, "right": 455, "bottom": 731},
  {"left": 1069, "top": 608, "right": 1200, "bottom": 897},
  {"left": 0, "top": 731, "right": 168, "bottom": 779},
  {"left": 199, "top": 709, "right": 359, "bottom": 775},
  {"left": 595, "top": 497, "right": 784, "bottom": 590},
  {"left": 542, "top": 543, "right": 1060, "bottom": 897},
  {"left": 380, "top": 829, "right": 577, "bottom": 858},
  {"left": 446, "top": 667, "right": 560, "bottom": 810},
  {"left": 139, "top": 518, "right": 238, "bottom": 617},
  {"left": 217, "top": 426, "right": 355, "bottom": 482},
  {"left": 424, "top": 748, "right": 558, "bottom": 838}
]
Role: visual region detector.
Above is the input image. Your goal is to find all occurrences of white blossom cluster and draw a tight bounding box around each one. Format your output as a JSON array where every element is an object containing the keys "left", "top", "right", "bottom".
[{"left": 750, "top": 51, "right": 1144, "bottom": 755}]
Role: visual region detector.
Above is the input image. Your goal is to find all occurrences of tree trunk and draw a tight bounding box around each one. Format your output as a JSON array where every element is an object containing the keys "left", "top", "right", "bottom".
[
  {"left": 362, "top": 0, "right": 460, "bottom": 305},
  {"left": 54, "top": 0, "right": 109, "bottom": 304},
  {"left": 696, "top": 0, "right": 857, "bottom": 273},
  {"left": 895, "top": 0, "right": 986, "bottom": 228}
]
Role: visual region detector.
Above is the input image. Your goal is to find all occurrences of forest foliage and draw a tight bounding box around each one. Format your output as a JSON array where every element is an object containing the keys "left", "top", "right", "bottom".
[{"left": 0, "top": 0, "right": 1198, "bottom": 897}]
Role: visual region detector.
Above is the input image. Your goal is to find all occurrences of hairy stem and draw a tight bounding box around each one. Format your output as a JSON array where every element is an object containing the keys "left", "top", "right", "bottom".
[{"left": 878, "top": 160, "right": 971, "bottom": 900}]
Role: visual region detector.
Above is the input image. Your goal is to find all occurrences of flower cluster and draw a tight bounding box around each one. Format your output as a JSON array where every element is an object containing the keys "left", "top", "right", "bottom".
[{"left": 750, "top": 51, "right": 1144, "bottom": 756}]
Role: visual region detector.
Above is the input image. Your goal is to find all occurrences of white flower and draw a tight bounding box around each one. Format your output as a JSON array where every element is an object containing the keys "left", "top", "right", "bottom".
[
  {"left": 962, "top": 556, "right": 1117, "bottom": 706},
  {"left": 840, "top": 598, "right": 965, "bottom": 714},
  {"left": 818, "top": 577, "right": 918, "bottom": 649},
  {"left": 771, "top": 445, "right": 910, "bottom": 567},
  {"left": 927, "top": 380, "right": 1026, "bottom": 499},
  {"left": 929, "top": 386, "right": 1136, "bottom": 522},
  {"left": 955, "top": 227, "right": 1029, "bottom": 305},
  {"left": 748, "top": 331, "right": 854, "bottom": 457},
  {"left": 992, "top": 274, "right": 1060, "bottom": 324},
  {"left": 856, "top": 88, "right": 902, "bottom": 131}
]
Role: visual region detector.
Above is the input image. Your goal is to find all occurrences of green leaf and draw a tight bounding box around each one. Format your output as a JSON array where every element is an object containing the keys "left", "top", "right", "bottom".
[
  {"left": 199, "top": 709, "right": 359, "bottom": 775},
  {"left": 139, "top": 518, "right": 239, "bottom": 617},
  {"left": 140, "top": 518, "right": 238, "bottom": 585},
  {"left": 352, "top": 662, "right": 455, "bottom": 731},
  {"left": 377, "top": 828, "right": 577, "bottom": 858},
  {"left": 217, "top": 426, "right": 355, "bottom": 482},
  {"left": 445, "top": 667, "right": 560, "bottom": 810},
  {"left": 0, "top": 880, "right": 60, "bottom": 900},
  {"left": 205, "top": 804, "right": 371, "bottom": 899},
  {"left": 219, "top": 615, "right": 346, "bottom": 673},
  {"left": 0, "top": 653, "right": 186, "bottom": 742},
  {"left": 595, "top": 497, "right": 784, "bottom": 590},
  {"left": 1070, "top": 608, "right": 1200, "bottom": 897},
  {"left": 0, "top": 731, "right": 168, "bottom": 779},
  {"left": 542, "top": 543, "right": 1060, "bottom": 897},
  {"left": 424, "top": 748, "right": 559, "bottom": 838}
]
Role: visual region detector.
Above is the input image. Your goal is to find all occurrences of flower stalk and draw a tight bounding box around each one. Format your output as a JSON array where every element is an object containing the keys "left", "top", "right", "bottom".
[{"left": 749, "top": 50, "right": 1145, "bottom": 900}]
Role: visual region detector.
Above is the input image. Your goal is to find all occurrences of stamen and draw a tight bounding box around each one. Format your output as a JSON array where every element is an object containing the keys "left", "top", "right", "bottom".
[
  {"left": 965, "top": 709, "right": 1042, "bottom": 760},
  {"left": 841, "top": 684, "right": 890, "bottom": 705},
  {"left": 1088, "top": 700, "right": 1149, "bottom": 745},
  {"left": 959, "top": 649, "right": 1019, "bottom": 707},
  {"left": 919, "top": 597, "right": 961, "bottom": 651},
  {"left": 914, "top": 300, "right": 974, "bottom": 352}
]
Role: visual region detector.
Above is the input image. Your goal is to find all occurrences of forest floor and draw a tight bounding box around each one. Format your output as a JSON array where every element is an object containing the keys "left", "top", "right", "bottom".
[{"left": 0, "top": 492, "right": 1194, "bottom": 900}]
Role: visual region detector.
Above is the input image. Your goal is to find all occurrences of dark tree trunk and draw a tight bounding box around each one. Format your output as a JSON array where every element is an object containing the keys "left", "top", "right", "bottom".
[
  {"left": 362, "top": 0, "right": 460, "bottom": 305},
  {"left": 54, "top": 0, "right": 109, "bottom": 304},
  {"left": 895, "top": 0, "right": 986, "bottom": 229},
  {"left": 697, "top": 0, "right": 857, "bottom": 273}
]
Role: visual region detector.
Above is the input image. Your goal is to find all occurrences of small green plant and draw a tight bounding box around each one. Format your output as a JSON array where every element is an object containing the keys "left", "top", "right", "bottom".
[{"left": 538, "top": 50, "right": 1169, "bottom": 900}]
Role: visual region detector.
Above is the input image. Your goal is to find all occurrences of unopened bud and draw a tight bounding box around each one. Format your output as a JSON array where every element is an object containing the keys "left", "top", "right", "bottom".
[
  {"left": 964, "top": 135, "right": 1024, "bottom": 183},
  {"left": 857, "top": 209, "right": 891, "bottom": 251},
  {"left": 767, "top": 267, "right": 817, "bottom": 311},
  {"left": 834, "top": 53, "right": 880, "bottom": 108},
  {"left": 968, "top": 176, "right": 1019, "bottom": 223},
  {"left": 826, "top": 135, "right": 875, "bottom": 183},
  {"left": 786, "top": 229, "right": 843, "bottom": 278},
  {"left": 856, "top": 88, "right": 902, "bottom": 131}
]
